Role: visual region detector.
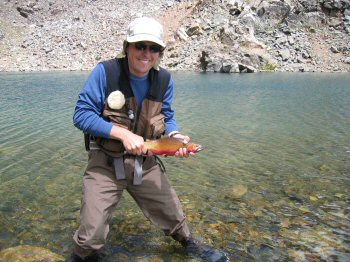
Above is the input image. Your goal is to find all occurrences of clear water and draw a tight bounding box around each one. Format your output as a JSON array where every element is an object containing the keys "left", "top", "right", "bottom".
[{"left": 0, "top": 71, "right": 349, "bottom": 261}]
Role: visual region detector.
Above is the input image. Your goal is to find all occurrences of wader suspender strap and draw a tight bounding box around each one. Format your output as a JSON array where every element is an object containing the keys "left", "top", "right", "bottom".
[
  {"left": 113, "top": 158, "right": 125, "bottom": 180},
  {"left": 134, "top": 156, "right": 143, "bottom": 185},
  {"left": 102, "top": 58, "right": 122, "bottom": 97},
  {"left": 84, "top": 133, "right": 90, "bottom": 151},
  {"left": 101, "top": 59, "right": 130, "bottom": 182},
  {"left": 84, "top": 59, "right": 121, "bottom": 152}
]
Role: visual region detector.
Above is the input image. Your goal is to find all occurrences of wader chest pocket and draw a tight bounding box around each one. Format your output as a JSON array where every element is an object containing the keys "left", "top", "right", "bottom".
[
  {"left": 148, "top": 114, "right": 165, "bottom": 139},
  {"left": 103, "top": 110, "right": 132, "bottom": 130},
  {"left": 98, "top": 107, "right": 131, "bottom": 154},
  {"left": 96, "top": 137, "right": 124, "bottom": 154}
]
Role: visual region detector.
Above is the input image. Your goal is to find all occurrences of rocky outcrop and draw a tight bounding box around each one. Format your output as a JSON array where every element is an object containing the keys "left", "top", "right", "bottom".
[{"left": 0, "top": 0, "right": 349, "bottom": 72}]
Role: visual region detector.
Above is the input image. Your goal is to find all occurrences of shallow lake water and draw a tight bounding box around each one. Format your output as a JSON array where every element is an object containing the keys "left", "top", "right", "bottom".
[{"left": 0, "top": 71, "right": 349, "bottom": 261}]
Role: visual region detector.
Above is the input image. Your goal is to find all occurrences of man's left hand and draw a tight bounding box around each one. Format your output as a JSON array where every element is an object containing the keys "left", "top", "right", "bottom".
[{"left": 171, "top": 133, "right": 195, "bottom": 158}]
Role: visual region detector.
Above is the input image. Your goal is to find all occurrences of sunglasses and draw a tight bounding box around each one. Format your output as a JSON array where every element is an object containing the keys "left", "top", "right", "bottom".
[{"left": 134, "top": 42, "right": 162, "bottom": 53}]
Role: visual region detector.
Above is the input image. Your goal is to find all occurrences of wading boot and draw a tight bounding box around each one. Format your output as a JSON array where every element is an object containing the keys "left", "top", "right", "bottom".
[
  {"left": 69, "top": 243, "right": 107, "bottom": 262},
  {"left": 181, "top": 237, "right": 229, "bottom": 262},
  {"left": 69, "top": 252, "right": 106, "bottom": 262}
]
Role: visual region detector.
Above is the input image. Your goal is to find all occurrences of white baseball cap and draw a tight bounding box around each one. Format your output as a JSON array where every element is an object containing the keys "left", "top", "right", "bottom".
[{"left": 126, "top": 17, "right": 166, "bottom": 48}]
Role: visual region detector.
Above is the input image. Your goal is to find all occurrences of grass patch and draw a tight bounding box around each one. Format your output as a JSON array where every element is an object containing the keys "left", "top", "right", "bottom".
[{"left": 262, "top": 63, "right": 277, "bottom": 71}]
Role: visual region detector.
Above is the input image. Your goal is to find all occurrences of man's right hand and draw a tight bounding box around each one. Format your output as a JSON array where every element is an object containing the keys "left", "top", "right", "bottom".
[
  {"left": 110, "top": 125, "right": 147, "bottom": 155},
  {"left": 122, "top": 131, "right": 147, "bottom": 155}
]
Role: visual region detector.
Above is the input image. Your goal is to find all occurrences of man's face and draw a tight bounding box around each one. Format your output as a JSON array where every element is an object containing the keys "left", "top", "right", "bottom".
[{"left": 127, "top": 41, "right": 161, "bottom": 77}]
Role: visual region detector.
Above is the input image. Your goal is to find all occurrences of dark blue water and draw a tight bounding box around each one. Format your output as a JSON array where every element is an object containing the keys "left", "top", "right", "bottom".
[{"left": 0, "top": 71, "right": 349, "bottom": 261}]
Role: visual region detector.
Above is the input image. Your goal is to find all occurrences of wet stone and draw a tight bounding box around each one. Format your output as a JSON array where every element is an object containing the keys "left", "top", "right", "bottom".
[
  {"left": 228, "top": 185, "right": 248, "bottom": 199},
  {"left": 0, "top": 245, "right": 64, "bottom": 261}
]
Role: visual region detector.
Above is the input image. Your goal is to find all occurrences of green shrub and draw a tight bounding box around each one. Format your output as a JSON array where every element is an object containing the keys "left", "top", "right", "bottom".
[{"left": 262, "top": 63, "right": 277, "bottom": 71}]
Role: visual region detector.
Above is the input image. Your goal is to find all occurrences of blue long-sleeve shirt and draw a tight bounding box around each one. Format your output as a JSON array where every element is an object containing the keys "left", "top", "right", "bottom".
[{"left": 73, "top": 63, "right": 179, "bottom": 138}]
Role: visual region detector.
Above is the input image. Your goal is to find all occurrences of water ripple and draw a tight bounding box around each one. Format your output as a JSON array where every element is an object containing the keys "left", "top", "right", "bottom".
[{"left": 0, "top": 72, "right": 350, "bottom": 260}]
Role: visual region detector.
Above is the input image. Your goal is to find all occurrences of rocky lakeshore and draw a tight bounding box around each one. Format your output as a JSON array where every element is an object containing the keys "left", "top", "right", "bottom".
[{"left": 0, "top": 0, "right": 349, "bottom": 73}]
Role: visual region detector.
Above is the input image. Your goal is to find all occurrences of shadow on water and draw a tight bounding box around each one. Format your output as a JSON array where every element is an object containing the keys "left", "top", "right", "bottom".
[{"left": 0, "top": 71, "right": 349, "bottom": 261}]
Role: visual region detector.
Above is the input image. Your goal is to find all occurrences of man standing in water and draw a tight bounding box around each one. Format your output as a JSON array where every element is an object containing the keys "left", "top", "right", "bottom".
[{"left": 72, "top": 17, "right": 228, "bottom": 261}]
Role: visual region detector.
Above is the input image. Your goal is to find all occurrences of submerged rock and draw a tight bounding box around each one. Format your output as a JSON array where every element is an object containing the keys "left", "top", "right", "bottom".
[
  {"left": 0, "top": 245, "right": 64, "bottom": 262},
  {"left": 229, "top": 185, "right": 248, "bottom": 199}
]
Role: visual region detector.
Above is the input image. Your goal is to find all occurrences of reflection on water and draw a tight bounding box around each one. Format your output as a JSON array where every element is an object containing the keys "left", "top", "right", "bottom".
[{"left": 0, "top": 71, "right": 349, "bottom": 261}]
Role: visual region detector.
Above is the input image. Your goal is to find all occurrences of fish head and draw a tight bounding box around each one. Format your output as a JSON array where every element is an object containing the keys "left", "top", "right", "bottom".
[{"left": 187, "top": 143, "right": 204, "bottom": 153}]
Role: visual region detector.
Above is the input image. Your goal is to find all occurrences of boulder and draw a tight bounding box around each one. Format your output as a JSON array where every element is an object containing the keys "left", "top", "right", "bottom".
[
  {"left": 16, "top": 6, "right": 34, "bottom": 18},
  {"left": 222, "top": 60, "right": 239, "bottom": 73},
  {"left": 238, "top": 63, "right": 256, "bottom": 72},
  {"left": 279, "top": 48, "right": 291, "bottom": 61},
  {"left": 176, "top": 27, "right": 189, "bottom": 41},
  {"left": 256, "top": 1, "right": 291, "bottom": 25},
  {"left": 299, "top": 0, "right": 321, "bottom": 12},
  {"left": 186, "top": 23, "right": 203, "bottom": 36},
  {"left": 0, "top": 245, "right": 64, "bottom": 262}
]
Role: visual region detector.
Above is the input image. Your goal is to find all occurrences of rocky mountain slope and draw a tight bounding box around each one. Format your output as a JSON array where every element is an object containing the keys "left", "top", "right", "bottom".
[{"left": 0, "top": 0, "right": 349, "bottom": 73}]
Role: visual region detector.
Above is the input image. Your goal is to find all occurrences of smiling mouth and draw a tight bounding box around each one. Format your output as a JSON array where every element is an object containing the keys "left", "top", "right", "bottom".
[
  {"left": 138, "top": 58, "right": 151, "bottom": 65},
  {"left": 140, "top": 59, "right": 149, "bottom": 62}
]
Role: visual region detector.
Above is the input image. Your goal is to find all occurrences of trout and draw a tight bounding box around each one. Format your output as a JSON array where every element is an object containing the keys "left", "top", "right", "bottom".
[{"left": 144, "top": 137, "right": 203, "bottom": 156}]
